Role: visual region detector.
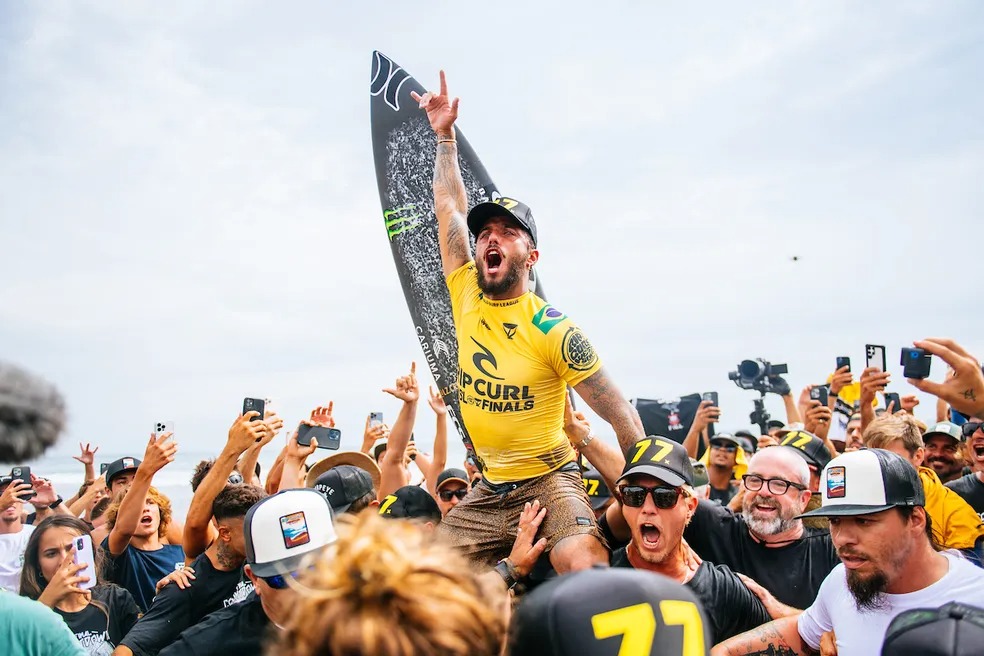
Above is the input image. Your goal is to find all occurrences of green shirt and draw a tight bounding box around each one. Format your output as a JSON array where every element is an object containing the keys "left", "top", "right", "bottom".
[{"left": 0, "top": 591, "right": 85, "bottom": 656}]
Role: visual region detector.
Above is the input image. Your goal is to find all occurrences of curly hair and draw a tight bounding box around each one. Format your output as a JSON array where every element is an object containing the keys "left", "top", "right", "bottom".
[
  {"left": 191, "top": 459, "right": 215, "bottom": 493},
  {"left": 270, "top": 512, "right": 506, "bottom": 656},
  {"left": 104, "top": 486, "right": 172, "bottom": 539},
  {"left": 212, "top": 484, "right": 267, "bottom": 522}
]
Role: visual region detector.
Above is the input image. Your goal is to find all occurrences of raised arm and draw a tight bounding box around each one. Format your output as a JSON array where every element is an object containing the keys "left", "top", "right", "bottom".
[
  {"left": 424, "top": 386, "right": 449, "bottom": 493},
  {"left": 683, "top": 401, "right": 719, "bottom": 459},
  {"left": 573, "top": 368, "right": 645, "bottom": 454},
  {"left": 411, "top": 71, "right": 472, "bottom": 276},
  {"left": 378, "top": 363, "right": 419, "bottom": 500},
  {"left": 183, "top": 413, "right": 269, "bottom": 562},
  {"left": 563, "top": 395, "right": 625, "bottom": 493},
  {"left": 108, "top": 433, "right": 176, "bottom": 556}
]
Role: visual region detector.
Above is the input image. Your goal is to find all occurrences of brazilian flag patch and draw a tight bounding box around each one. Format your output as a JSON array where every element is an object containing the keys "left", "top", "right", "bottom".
[{"left": 532, "top": 305, "right": 567, "bottom": 335}]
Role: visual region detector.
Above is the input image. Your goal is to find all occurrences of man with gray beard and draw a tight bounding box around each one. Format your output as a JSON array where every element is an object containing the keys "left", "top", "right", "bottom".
[{"left": 683, "top": 446, "right": 839, "bottom": 609}]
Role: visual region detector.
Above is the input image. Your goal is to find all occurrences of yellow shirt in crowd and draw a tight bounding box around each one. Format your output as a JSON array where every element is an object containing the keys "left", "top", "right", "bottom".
[
  {"left": 919, "top": 466, "right": 984, "bottom": 550},
  {"left": 447, "top": 263, "right": 602, "bottom": 484}
]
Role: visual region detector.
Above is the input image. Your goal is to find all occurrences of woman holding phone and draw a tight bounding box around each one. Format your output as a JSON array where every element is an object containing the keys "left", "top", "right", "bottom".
[{"left": 19, "top": 516, "right": 140, "bottom": 655}]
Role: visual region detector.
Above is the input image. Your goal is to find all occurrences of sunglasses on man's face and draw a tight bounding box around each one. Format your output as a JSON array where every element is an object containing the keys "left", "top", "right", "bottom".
[
  {"left": 961, "top": 421, "right": 984, "bottom": 439},
  {"left": 260, "top": 570, "right": 304, "bottom": 590},
  {"left": 439, "top": 488, "right": 468, "bottom": 502},
  {"left": 710, "top": 443, "right": 737, "bottom": 453},
  {"left": 618, "top": 485, "right": 682, "bottom": 509}
]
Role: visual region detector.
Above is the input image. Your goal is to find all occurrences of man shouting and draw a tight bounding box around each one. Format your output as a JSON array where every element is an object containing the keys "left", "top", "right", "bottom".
[{"left": 412, "top": 72, "right": 643, "bottom": 573}]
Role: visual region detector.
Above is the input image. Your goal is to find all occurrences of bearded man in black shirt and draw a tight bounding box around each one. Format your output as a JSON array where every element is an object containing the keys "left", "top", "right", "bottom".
[
  {"left": 946, "top": 417, "right": 984, "bottom": 520},
  {"left": 683, "top": 446, "right": 839, "bottom": 609},
  {"left": 610, "top": 437, "right": 772, "bottom": 643}
]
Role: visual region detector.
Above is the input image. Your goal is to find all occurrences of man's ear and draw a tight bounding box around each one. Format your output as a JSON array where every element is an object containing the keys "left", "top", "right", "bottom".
[
  {"left": 527, "top": 249, "right": 540, "bottom": 268},
  {"left": 913, "top": 446, "right": 926, "bottom": 468},
  {"left": 369, "top": 499, "right": 380, "bottom": 509},
  {"left": 244, "top": 564, "right": 256, "bottom": 583}
]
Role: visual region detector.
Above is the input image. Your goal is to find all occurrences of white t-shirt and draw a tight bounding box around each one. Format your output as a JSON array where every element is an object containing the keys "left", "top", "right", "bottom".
[
  {"left": 0, "top": 524, "right": 36, "bottom": 592},
  {"left": 798, "top": 551, "right": 984, "bottom": 656}
]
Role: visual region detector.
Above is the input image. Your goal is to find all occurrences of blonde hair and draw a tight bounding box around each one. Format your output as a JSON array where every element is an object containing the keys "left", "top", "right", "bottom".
[
  {"left": 863, "top": 413, "right": 924, "bottom": 456},
  {"left": 270, "top": 512, "right": 505, "bottom": 656},
  {"left": 104, "top": 486, "right": 172, "bottom": 539}
]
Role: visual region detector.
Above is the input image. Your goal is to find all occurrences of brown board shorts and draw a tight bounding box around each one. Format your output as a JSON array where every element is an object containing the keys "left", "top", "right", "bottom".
[{"left": 437, "top": 462, "right": 605, "bottom": 568}]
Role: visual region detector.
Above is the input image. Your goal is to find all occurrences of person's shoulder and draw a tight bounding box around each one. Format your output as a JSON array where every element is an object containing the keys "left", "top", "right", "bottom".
[
  {"left": 609, "top": 546, "right": 631, "bottom": 568},
  {"left": 446, "top": 261, "right": 478, "bottom": 291},
  {"left": 946, "top": 473, "right": 977, "bottom": 492},
  {"left": 945, "top": 550, "right": 984, "bottom": 577},
  {"left": 94, "top": 582, "right": 137, "bottom": 606}
]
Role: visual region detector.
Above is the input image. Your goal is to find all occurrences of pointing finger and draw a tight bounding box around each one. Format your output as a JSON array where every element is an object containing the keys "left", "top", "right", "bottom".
[{"left": 439, "top": 69, "right": 447, "bottom": 96}]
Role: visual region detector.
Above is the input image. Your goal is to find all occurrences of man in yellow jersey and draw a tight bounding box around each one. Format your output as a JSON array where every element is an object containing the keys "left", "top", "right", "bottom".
[{"left": 411, "top": 72, "right": 644, "bottom": 574}]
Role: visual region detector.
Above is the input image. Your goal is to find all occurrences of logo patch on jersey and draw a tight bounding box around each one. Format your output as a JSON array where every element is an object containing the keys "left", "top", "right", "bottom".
[
  {"left": 562, "top": 327, "right": 599, "bottom": 372},
  {"left": 503, "top": 323, "right": 517, "bottom": 339},
  {"left": 532, "top": 305, "right": 566, "bottom": 335},
  {"left": 471, "top": 337, "right": 504, "bottom": 380},
  {"left": 826, "top": 466, "right": 846, "bottom": 499}
]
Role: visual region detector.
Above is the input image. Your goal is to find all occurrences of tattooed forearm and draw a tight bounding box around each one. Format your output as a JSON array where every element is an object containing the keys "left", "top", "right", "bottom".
[
  {"left": 713, "top": 617, "right": 816, "bottom": 656},
  {"left": 575, "top": 369, "right": 645, "bottom": 454},
  {"left": 433, "top": 141, "right": 471, "bottom": 271}
]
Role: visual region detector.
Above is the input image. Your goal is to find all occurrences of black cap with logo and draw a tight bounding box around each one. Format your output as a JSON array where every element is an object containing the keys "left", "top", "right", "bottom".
[
  {"left": 466, "top": 196, "right": 538, "bottom": 247},
  {"left": 882, "top": 602, "right": 984, "bottom": 656},
  {"left": 509, "top": 567, "right": 711, "bottom": 656},
  {"left": 617, "top": 437, "right": 696, "bottom": 488},
  {"left": 312, "top": 465, "right": 375, "bottom": 514},
  {"left": 105, "top": 457, "right": 142, "bottom": 485},
  {"left": 778, "top": 430, "right": 832, "bottom": 471},
  {"left": 378, "top": 485, "right": 441, "bottom": 522}
]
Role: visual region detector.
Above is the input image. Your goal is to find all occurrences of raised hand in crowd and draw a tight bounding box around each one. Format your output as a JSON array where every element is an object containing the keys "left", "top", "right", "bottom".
[
  {"left": 683, "top": 399, "right": 720, "bottom": 459},
  {"left": 309, "top": 402, "right": 336, "bottom": 427},
  {"left": 427, "top": 386, "right": 447, "bottom": 416},
  {"left": 37, "top": 550, "right": 90, "bottom": 609},
  {"left": 69, "top": 472, "right": 108, "bottom": 519},
  {"left": 360, "top": 415, "right": 390, "bottom": 455},
  {"left": 30, "top": 474, "right": 71, "bottom": 522},
  {"left": 828, "top": 365, "right": 854, "bottom": 401},
  {"left": 900, "top": 394, "right": 919, "bottom": 415},
  {"left": 563, "top": 395, "right": 624, "bottom": 495},
  {"left": 422, "top": 386, "right": 449, "bottom": 494},
  {"left": 183, "top": 413, "right": 265, "bottom": 561},
  {"left": 0, "top": 477, "right": 32, "bottom": 512},
  {"left": 803, "top": 400, "right": 832, "bottom": 438},
  {"left": 239, "top": 408, "right": 282, "bottom": 487},
  {"left": 72, "top": 441, "right": 99, "bottom": 480},
  {"left": 378, "top": 363, "right": 420, "bottom": 500},
  {"left": 156, "top": 566, "right": 196, "bottom": 593},
  {"left": 108, "top": 431, "right": 177, "bottom": 556},
  {"left": 907, "top": 338, "right": 984, "bottom": 417},
  {"left": 859, "top": 366, "right": 891, "bottom": 432}
]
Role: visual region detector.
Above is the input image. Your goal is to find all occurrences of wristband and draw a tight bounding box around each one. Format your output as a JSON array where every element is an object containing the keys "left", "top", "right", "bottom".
[
  {"left": 576, "top": 434, "right": 595, "bottom": 449},
  {"left": 49, "top": 496, "right": 63, "bottom": 509},
  {"left": 437, "top": 138, "right": 456, "bottom": 145}
]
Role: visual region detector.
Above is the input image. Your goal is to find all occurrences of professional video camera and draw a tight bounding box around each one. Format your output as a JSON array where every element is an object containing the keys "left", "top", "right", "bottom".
[{"left": 728, "top": 358, "right": 789, "bottom": 393}]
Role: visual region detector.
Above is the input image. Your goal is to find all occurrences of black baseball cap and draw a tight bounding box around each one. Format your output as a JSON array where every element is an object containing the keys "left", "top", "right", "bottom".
[
  {"left": 709, "top": 433, "right": 740, "bottom": 448},
  {"left": 312, "top": 465, "right": 375, "bottom": 514},
  {"left": 509, "top": 567, "right": 711, "bottom": 656},
  {"left": 378, "top": 485, "right": 441, "bottom": 522},
  {"left": 581, "top": 469, "right": 611, "bottom": 511},
  {"left": 882, "top": 602, "right": 984, "bottom": 655},
  {"left": 617, "top": 437, "right": 695, "bottom": 488},
  {"left": 778, "top": 430, "right": 832, "bottom": 470},
  {"left": 798, "top": 449, "right": 925, "bottom": 519},
  {"left": 436, "top": 468, "right": 469, "bottom": 491},
  {"left": 105, "top": 457, "right": 141, "bottom": 484},
  {"left": 466, "top": 196, "right": 538, "bottom": 247}
]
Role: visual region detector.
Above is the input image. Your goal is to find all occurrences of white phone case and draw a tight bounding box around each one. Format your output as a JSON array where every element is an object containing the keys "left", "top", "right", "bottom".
[
  {"left": 866, "top": 345, "right": 886, "bottom": 372},
  {"left": 73, "top": 535, "right": 97, "bottom": 590},
  {"left": 153, "top": 421, "right": 174, "bottom": 437}
]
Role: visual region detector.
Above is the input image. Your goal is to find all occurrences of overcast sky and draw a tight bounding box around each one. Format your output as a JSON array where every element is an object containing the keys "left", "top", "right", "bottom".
[{"left": 2, "top": 1, "right": 983, "bottom": 467}]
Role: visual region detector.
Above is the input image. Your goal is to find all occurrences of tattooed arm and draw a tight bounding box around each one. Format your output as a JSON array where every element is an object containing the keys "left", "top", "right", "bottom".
[
  {"left": 411, "top": 71, "right": 473, "bottom": 276},
  {"left": 711, "top": 616, "right": 819, "bottom": 656},
  {"left": 573, "top": 368, "right": 645, "bottom": 455}
]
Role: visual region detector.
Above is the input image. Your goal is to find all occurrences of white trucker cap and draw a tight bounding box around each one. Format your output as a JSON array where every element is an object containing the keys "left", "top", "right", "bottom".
[{"left": 243, "top": 488, "right": 337, "bottom": 577}]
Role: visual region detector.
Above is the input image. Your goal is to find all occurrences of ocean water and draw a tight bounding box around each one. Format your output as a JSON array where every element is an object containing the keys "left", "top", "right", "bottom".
[{"left": 13, "top": 448, "right": 285, "bottom": 521}]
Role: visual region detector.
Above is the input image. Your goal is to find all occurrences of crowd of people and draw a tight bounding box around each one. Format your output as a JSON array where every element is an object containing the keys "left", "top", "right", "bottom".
[{"left": 3, "top": 71, "right": 984, "bottom": 655}]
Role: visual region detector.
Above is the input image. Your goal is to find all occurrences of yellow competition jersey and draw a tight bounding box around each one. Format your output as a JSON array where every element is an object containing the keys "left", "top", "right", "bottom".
[{"left": 447, "top": 263, "right": 603, "bottom": 483}]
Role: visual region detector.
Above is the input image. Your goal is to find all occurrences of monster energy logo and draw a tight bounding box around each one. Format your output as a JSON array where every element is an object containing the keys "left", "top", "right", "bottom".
[{"left": 384, "top": 205, "right": 421, "bottom": 241}]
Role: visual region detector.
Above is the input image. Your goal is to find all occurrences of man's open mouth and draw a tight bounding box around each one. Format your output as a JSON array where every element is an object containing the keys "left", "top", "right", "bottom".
[
  {"left": 640, "top": 523, "right": 661, "bottom": 549},
  {"left": 484, "top": 249, "right": 502, "bottom": 273}
]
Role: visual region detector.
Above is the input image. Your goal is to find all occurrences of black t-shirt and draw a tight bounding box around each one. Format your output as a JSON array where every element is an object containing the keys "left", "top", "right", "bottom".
[
  {"left": 101, "top": 537, "right": 186, "bottom": 613},
  {"left": 53, "top": 584, "right": 140, "bottom": 655},
  {"left": 597, "top": 512, "right": 629, "bottom": 552},
  {"left": 611, "top": 547, "right": 772, "bottom": 644},
  {"left": 683, "top": 499, "right": 839, "bottom": 610},
  {"left": 120, "top": 550, "right": 254, "bottom": 656},
  {"left": 708, "top": 483, "right": 738, "bottom": 506},
  {"left": 159, "top": 592, "right": 270, "bottom": 656},
  {"left": 946, "top": 474, "right": 984, "bottom": 521}
]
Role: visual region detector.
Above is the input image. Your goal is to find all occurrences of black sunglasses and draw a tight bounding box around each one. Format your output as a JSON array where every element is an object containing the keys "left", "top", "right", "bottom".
[
  {"left": 710, "top": 442, "right": 737, "bottom": 453},
  {"left": 261, "top": 570, "right": 302, "bottom": 590},
  {"left": 618, "top": 485, "right": 682, "bottom": 509},
  {"left": 961, "top": 421, "right": 984, "bottom": 439},
  {"left": 439, "top": 488, "right": 468, "bottom": 502}
]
